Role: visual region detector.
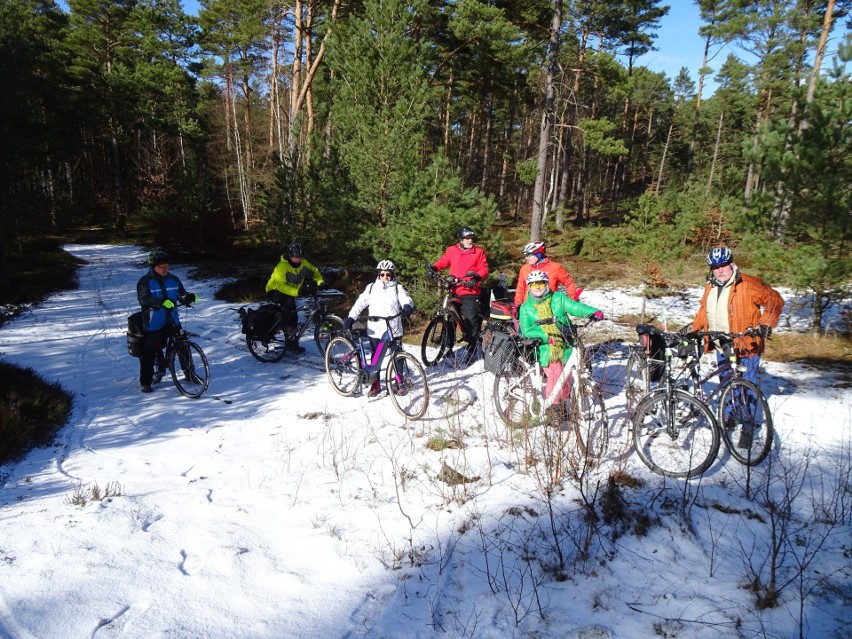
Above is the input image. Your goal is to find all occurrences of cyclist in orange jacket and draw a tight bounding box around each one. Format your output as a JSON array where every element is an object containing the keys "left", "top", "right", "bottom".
[{"left": 513, "top": 241, "right": 581, "bottom": 310}]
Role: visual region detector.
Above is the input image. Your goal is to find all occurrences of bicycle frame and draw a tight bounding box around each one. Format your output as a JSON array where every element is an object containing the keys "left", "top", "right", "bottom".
[{"left": 293, "top": 289, "right": 344, "bottom": 340}]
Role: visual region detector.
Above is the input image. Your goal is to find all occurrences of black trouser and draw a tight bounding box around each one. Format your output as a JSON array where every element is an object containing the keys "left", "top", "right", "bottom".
[
  {"left": 139, "top": 330, "right": 165, "bottom": 385},
  {"left": 459, "top": 295, "right": 482, "bottom": 352},
  {"left": 267, "top": 291, "right": 298, "bottom": 335}
]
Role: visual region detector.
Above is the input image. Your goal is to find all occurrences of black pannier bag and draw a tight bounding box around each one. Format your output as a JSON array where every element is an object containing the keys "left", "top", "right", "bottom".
[
  {"left": 240, "top": 304, "right": 280, "bottom": 340},
  {"left": 482, "top": 326, "right": 516, "bottom": 374},
  {"left": 636, "top": 324, "right": 666, "bottom": 382},
  {"left": 126, "top": 312, "right": 145, "bottom": 358}
]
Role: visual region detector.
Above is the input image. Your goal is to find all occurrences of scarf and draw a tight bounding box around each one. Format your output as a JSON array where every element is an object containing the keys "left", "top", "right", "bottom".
[{"left": 532, "top": 297, "right": 564, "bottom": 363}]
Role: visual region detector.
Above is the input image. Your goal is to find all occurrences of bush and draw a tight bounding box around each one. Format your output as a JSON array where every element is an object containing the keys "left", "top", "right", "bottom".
[{"left": 0, "top": 361, "right": 73, "bottom": 464}]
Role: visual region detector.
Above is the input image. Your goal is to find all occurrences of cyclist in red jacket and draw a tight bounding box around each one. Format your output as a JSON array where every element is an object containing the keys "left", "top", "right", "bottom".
[
  {"left": 429, "top": 227, "right": 489, "bottom": 365},
  {"left": 513, "top": 241, "right": 581, "bottom": 310}
]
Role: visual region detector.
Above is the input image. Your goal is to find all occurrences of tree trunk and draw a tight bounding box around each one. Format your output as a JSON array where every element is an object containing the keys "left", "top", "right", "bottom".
[
  {"left": 706, "top": 109, "right": 724, "bottom": 196},
  {"left": 530, "top": 0, "right": 562, "bottom": 242}
]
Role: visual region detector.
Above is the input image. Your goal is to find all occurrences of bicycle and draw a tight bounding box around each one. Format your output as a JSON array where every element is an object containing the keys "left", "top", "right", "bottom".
[
  {"left": 492, "top": 320, "right": 608, "bottom": 461},
  {"left": 151, "top": 302, "right": 210, "bottom": 399},
  {"left": 677, "top": 329, "right": 774, "bottom": 466},
  {"left": 239, "top": 287, "right": 345, "bottom": 363},
  {"left": 325, "top": 314, "right": 430, "bottom": 420},
  {"left": 420, "top": 269, "right": 478, "bottom": 367},
  {"left": 627, "top": 325, "right": 720, "bottom": 478}
]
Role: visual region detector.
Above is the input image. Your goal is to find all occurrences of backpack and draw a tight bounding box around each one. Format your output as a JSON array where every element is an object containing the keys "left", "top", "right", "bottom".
[
  {"left": 240, "top": 304, "right": 280, "bottom": 340},
  {"left": 482, "top": 325, "right": 517, "bottom": 374},
  {"left": 126, "top": 312, "right": 145, "bottom": 358}
]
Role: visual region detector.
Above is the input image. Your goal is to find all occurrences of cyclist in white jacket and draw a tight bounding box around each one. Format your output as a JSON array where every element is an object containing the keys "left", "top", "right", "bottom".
[{"left": 343, "top": 260, "right": 414, "bottom": 397}]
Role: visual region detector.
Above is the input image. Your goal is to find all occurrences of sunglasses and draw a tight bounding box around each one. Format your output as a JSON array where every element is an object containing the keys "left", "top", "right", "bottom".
[
  {"left": 529, "top": 281, "right": 547, "bottom": 288},
  {"left": 379, "top": 271, "right": 393, "bottom": 278}
]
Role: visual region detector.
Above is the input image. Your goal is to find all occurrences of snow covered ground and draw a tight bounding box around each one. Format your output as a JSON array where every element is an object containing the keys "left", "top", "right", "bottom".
[{"left": 0, "top": 244, "right": 848, "bottom": 639}]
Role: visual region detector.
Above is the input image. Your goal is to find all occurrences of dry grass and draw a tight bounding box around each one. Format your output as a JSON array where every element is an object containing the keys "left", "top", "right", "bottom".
[{"left": 763, "top": 332, "right": 852, "bottom": 367}]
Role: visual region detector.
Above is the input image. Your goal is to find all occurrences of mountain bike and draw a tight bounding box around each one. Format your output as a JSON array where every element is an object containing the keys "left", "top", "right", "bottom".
[
  {"left": 492, "top": 320, "right": 608, "bottom": 462},
  {"left": 678, "top": 329, "right": 774, "bottom": 466},
  {"left": 628, "top": 326, "right": 719, "bottom": 478},
  {"left": 420, "top": 269, "right": 478, "bottom": 367},
  {"left": 325, "top": 314, "right": 429, "bottom": 420},
  {"left": 152, "top": 302, "right": 210, "bottom": 399},
  {"left": 240, "top": 287, "right": 345, "bottom": 363}
]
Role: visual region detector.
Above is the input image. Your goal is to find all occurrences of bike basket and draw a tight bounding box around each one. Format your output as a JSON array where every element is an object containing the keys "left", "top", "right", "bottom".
[
  {"left": 126, "top": 312, "right": 145, "bottom": 358},
  {"left": 482, "top": 326, "right": 517, "bottom": 374},
  {"left": 242, "top": 304, "right": 279, "bottom": 339},
  {"left": 489, "top": 300, "right": 513, "bottom": 321}
]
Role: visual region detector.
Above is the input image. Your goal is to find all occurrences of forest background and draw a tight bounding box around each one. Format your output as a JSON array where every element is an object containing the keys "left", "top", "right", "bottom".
[{"left": 0, "top": 0, "right": 850, "bottom": 335}]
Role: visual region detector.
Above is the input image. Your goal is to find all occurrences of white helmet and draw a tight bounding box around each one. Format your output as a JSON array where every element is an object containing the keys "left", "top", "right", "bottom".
[
  {"left": 526, "top": 270, "right": 549, "bottom": 286},
  {"left": 376, "top": 260, "right": 395, "bottom": 272}
]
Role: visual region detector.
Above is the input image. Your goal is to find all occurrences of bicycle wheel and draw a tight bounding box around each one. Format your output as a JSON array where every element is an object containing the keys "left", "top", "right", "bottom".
[
  {"left": 718, "top": 378, "right": 773, "bottom": 465},
  {"left": 632, "top": 388, "right": 720, "bottom": 478},
  {"left": 567, "top": 378, "right": 608, "bottom": 462},
  {"left": 313, "top": 314, "right": 344, "bottom": 356},
  {"left": 625, "top": 350, "right": 650, "bottom": 418},
  {"left": 169, "top": 340, "right": 210, "bottom": 399},
  {"left": 493, "top": 363, "right": 539, "bottom": 427},
  {"left": 420, "top": 316, "right": 455, "bottom": 367},
  {"left": 386, "top": 352, "right": 429, "bottom": 420},
  {"left": 246, "top": 330, "right": 287, "bottom": 362},
  {"left": 325, "top": 336, "right": 362, "bottom": 396}
]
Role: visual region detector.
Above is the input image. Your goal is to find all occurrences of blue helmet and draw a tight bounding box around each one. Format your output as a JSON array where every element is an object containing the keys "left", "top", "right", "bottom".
[{"left": 706, "top": 247, "right": 733, "bottom": 269}]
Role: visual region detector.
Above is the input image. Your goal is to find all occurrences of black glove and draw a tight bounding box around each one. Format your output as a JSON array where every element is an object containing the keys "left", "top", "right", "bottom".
[
  {"left": 343, "top": 317, "right": 355, "bottom": 330},
  {"left": 402, "top": 304, "right": 413, "bottom": 318},
  {"left": 465, "top": 270, "right": 482, "bottom": 282},
  {"left": 462, "top": 280, "right": 476, "bottom": 289},
  {"left": 755, "top": 324, "right": 772, "bottom": 338},
  {"left": 678, "top": 324, "right": 693, "bottom": 336},
  {"left": 426, "top": 262, "right": 437, "bottom": 274}
]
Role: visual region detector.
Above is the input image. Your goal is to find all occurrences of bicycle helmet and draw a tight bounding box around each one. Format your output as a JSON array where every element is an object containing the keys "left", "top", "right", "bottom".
[
  {"left": 522, "top": 241, "right": 546, "bottom": 256},
  {"left": 706, "top": 247, "right": 733, "bottom": 269},
  {"left": 526, "top": 270, "right": 549, "bottom": 286},
  {"left": 376, "top": 260, "right": 395, "bottom": 272},
  {"left": 287, "top": 242, "right": 304, "bottom": 258},
  {"left": 148, "top": 249, "right": 170, "bottom": 266},
  {"left": 457, "top": 226, "right": 475, "bottom": 240}
]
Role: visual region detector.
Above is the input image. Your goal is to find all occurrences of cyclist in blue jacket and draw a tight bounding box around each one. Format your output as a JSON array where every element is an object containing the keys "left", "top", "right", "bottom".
[{"left": 136, "top": 249, "right": 197, "bottom": 393}]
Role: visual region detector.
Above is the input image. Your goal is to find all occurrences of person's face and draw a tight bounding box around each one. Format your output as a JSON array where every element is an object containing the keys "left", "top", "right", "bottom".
[
  {"left": 460, "top": 236, "right": 474, "bottom": 248},
  {"left": 711, "top": 262, "right": 734, "bottom": 284},
  {"left": 289, "top": 255, "right": 302, "bottom": 264},
  {"left": 378, "top": 270, "right": 393, "bottom": 280},
  {"left": 524, "top": 253, "right": 538, "bottom": 265},
  {"left": 529, "top": 281, "right": 548, "bottom": 298},
  {"left": 153, "top": 263, "right": 169, "bottom": 275}
]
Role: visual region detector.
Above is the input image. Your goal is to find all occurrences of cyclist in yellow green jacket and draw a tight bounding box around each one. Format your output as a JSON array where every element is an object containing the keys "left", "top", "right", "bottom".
[
  {"left": 519, "top": 271, "right": 603, "bottom": 401},
  {"left": 265, "top": 243, "right": 324, "bottom": 353}
]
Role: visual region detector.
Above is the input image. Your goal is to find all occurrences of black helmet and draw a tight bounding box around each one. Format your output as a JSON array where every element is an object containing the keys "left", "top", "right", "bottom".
[
  {"left": 287, "top": 242, "right": 304, "bottom": 258},
  {"left": 457, "top": 227, "right": 475, "bottom": 240},
  {"left": 148, "top": 249, "right": 170, "bottom": 266}
]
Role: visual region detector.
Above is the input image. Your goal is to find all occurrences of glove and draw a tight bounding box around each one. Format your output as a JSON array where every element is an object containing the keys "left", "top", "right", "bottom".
[
  {"left": 462, "top": 280, "right": 476, "bottom": 289},
  {"left": 571, "top": 287, "right": 584, "bottom": 301},
  {"left": 465, "top": 270, "right": 482, "bottom": 282},
  {"left": 402, "top": 304, "right": 414, "bottom": 318},
  {"left": 181, "top": 292, "right": 199, "bottom": 305},
  {"left": 343, "top": 317, "right": 355, "bottom": 330},
  {"left": 426, "top": 263, "right": 437, "bottom": 274},
  {"left": 590, "top": 311, "right": 604, "bottom": 321},
  {"left": 161, "top": 299, "right": 175, "bottom": 309},
  {"left": 678, "top": 324, "right": 693, "bottom": 335},
  {"left": 755, "top": 324, "right": 772, "bottom": 338}
]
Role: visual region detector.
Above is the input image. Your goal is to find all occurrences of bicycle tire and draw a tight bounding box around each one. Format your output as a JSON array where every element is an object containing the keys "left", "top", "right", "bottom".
[
  {"left": 313, "top": 314, "right": 344, "bottom": 356},
  {"left": 568, "top": 378, "right": 608, "bottom": 462},
  {"left": 169, "top": 340, "right": 210, "bottom": 399},
  {"left": 386, "top": 351, "right": 429, "bottom": 420},
  {"left": 718, "top": 378, "right": 773, "bottom": 465},
  {"left": 625, "top": 350, "right": 650, "bottom": 418},
  {"left": 324, "top": 336, "right": 362, "bottom": 397},
  {"left": 632, "top": 388, "right": 720, "bottom": 478},
  {"left": 420, "top": 316, "right": 455, "bottom": 367},
  {"left": 246, "top": 330, "right": 287, "bottom": 362},
  {"left": 493, "top": 362, "right": 539, "bottom": 427}
]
